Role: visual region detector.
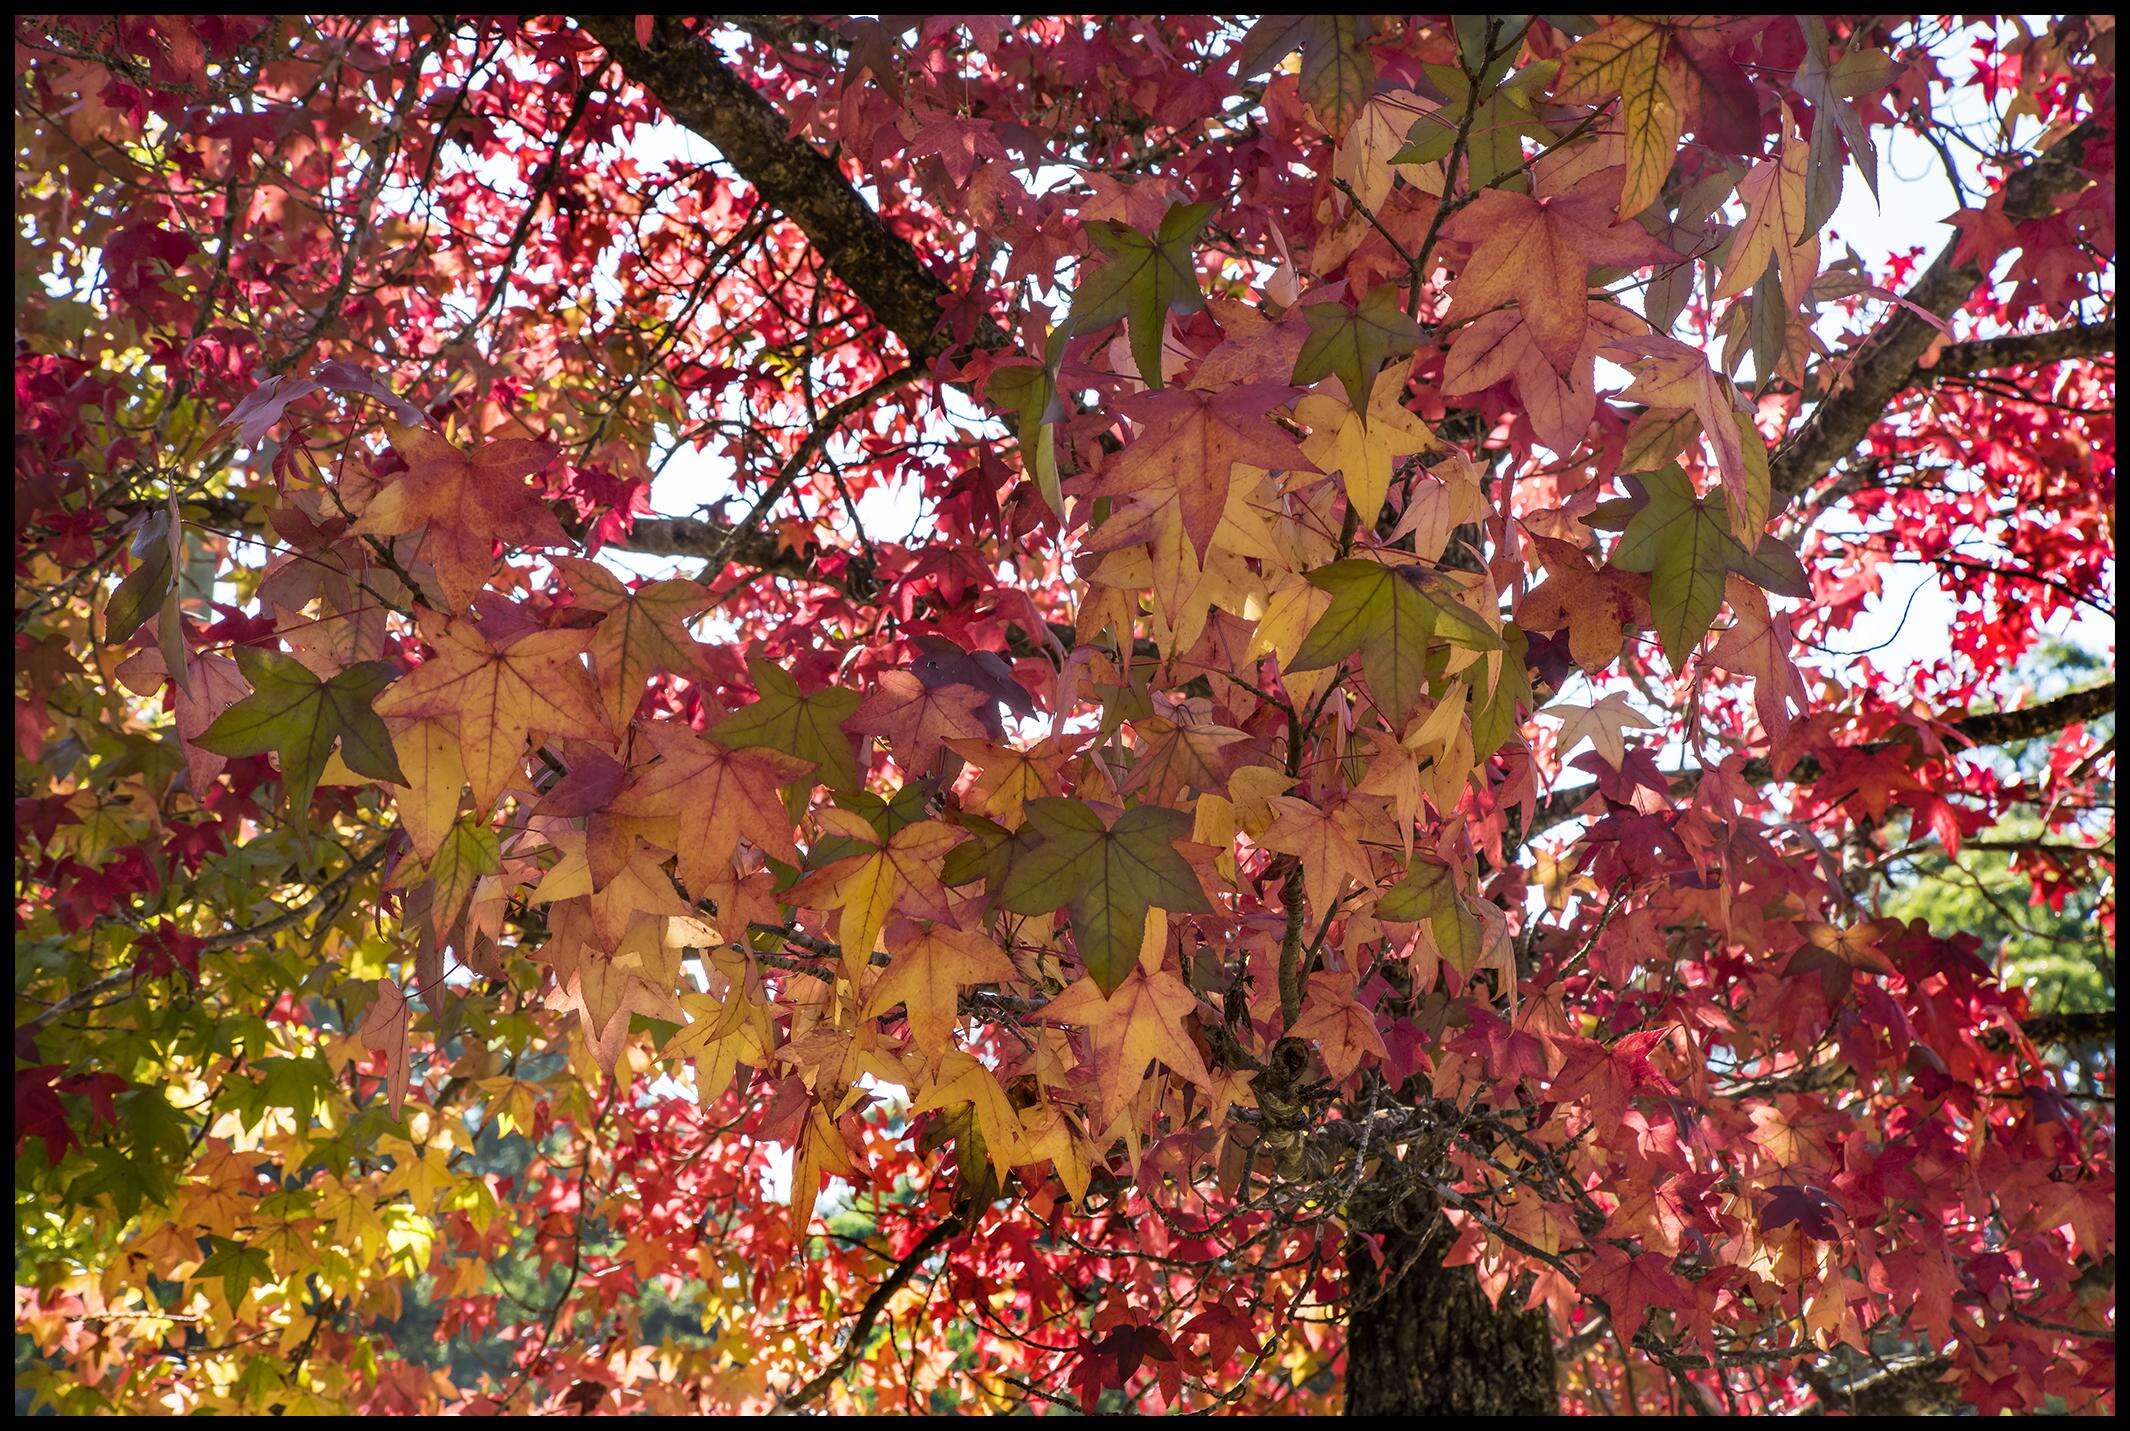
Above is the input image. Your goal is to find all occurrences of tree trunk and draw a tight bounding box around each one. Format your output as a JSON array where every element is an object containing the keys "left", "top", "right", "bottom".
[{"left": 1343, "top": 1179, "right": 1557, "bottom": 1416}]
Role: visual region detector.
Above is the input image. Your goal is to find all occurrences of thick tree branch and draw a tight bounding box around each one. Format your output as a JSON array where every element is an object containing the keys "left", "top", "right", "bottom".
[
  {"left": 572, "top": 15, "right": 1002, "bottom": 366},
  {"left": 1922, "top": 320, "right": 2116, "bottom": 380},
  {"left": 1773, "top": 118, "right": 2103, "bottom": 502}
]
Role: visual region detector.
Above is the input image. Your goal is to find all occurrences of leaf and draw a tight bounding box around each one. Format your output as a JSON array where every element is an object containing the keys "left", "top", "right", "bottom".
[
  {"left": 1080, "top": 382, "right": 1311, "bottom": 559},
  {"left": 1594, "top": 464, "right": 1745, "bottom": 667},
  {"left": 1068, "top": 201, "right": 1215, "bottom": 388},
  {"left": 787, "top": 812, "right": 960, "bottom": 977},
  {"left": 1291, "top": 286, "right": 1426, "bottom": 411},
  {"left": 848, "top": 669, "right": 989, "bottom": 775},
  {"left": 712, "top": 656, "right": 864, "bottom": 797},
  {"left": 352, "top": 979, "right": 414, "bottom": 1121},
  {"left": 425, "top": 817, "right": 500, "bottom": 940},
  {"left": 1043, "top": 968, "right": 1212, "bottom": 1132},
  {"left": 1715, "top": 120, "right": 1813, "bottom": 304},
  {"left": 1297, "top": 364, "right": 1439, "bottom": 528},
  {"left": 988, "top": 360, "right": 1065, "bottom": 513},
  {"left": 105, "top": 508, "right": 178, "bottom": 643},
  {"left": 371, "top": 615, "right": 606, "bottom": 814},
  {"left": 601, "top": 722, "right": 812, "bottom": 894},
  {"left": 550, "top": 556, "right": 712, "bottom": 733},
  {"left": 909, "top": 1050, "right": 1025, "bottom": 1186},
  {"left": 196, "top": 647, "right": 405, "bottom": 813},
  {"left": 1547, "top": 691, "right": 1656, "bottom": 768},
  {"left": 1233, "top": 16, "right": 1378, "bottom": 136},
  {"left": 994, "top": 798, "right": 1212, "bottom": 994},
  {"left": 1288, "top": 559, "right": 1496, "bottom": 722},
  {"left": 1290, "top": 969, "right": 1387, "bottom": 1082},
  {"left": 865, "top": 921, "right": 1019, "bottom": 1059},
  {"left": 1558, "top": 17, "right": 1697, "bottom": 218},
  {"left": 1442, "top": 185, "right": 1676, "bottom": 373},
  {"left": 353, "top": 423, "right": 568, "bottom": 612}
]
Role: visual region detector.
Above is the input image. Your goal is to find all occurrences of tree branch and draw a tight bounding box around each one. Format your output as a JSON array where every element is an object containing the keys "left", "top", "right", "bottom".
[
  {"left": 1921, "top": 320, "right": 2115, "bottom": 380},
  {"left": 572, "top": 15, "right": 1002, "bottom": 366},
  {"left": 1773, "top": 118, "right": 2103, "bottom": 502},
  {"left": 779, "top": 1210, "right": 966, "bottom": 1409}
]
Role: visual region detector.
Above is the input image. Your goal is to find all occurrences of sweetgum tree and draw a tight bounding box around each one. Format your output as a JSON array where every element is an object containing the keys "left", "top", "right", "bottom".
[{"left": 13, "top": 14, "right": 2117, "bottom": 1416}]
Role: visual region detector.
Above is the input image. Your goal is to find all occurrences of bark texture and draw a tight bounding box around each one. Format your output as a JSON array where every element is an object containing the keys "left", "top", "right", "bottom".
[{"left": 1343, "top": 1181, "right": 1558, "bottom": 1416}]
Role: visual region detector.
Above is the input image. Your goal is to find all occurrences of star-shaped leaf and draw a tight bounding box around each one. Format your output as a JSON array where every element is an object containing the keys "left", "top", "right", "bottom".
[
  {"left": 353, "top": 423, "right": 568, "bottom": 612},
  {"left": 1068, "top": 201, "right": 1215, "bottom": 388},
  {"left": 196, "top": 647, "right": 405, "bottom": 814},
  {"left": 1291, "top": 286, "right": 1426, "bottom": 411},
  {"left": 994, "top": 798, "right": 1213, "bottom": 994},
  {"left": 713, "top": 656, "right": 863, "bottom": 798}
]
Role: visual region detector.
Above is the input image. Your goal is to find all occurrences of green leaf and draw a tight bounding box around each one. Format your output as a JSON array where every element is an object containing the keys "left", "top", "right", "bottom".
[
  {"left": 1289, "top": 560, "right": 1494, "bottom": 722},
  {"left": 1597, "top": 464, "right": 1745, "bottom": 668},
  {"left": 987, "top": 361, "right": 1064, "bottom": 513},
  {"left": 105, "top": 510, "right": 176, "bottom": 642},
  {"left": 195, "top": 1237, "right": 275, "bottom": 1309},
  {"left": 712, "top": 656, "right": 862, "bottom": 800},
  {"left": 428, "top": 817, "right": 501, "bottom": 931},
  {"left": 195, "top": 648, "right": 405, "bottom": 813},
  {"left": 993, "top": 798, "right": 1211, "bottom": 994},
  {"left": 1292, "top": 285, "right": 1426, "bottom": 410},
  {"left": 1378, "top": 857, "right": 1457, "bottom": 922},
  {"left": 1067, "top": 201, "right": 1215, "bottom": 388}
]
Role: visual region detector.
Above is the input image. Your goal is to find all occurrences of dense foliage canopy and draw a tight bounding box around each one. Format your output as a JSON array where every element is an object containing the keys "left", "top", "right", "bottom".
[{"left": 13, "top": 14, "right": 2116, "bottom": 1415}]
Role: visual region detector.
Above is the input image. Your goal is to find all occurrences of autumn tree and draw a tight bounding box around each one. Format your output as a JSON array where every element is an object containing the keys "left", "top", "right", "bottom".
[{"left": 13, "top": 14, "right": 2116, "bottom": 1416}]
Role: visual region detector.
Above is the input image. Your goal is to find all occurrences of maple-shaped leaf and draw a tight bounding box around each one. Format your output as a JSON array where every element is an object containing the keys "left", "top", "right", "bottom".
[
  {"left": 1377, "top": 857, "right": 1488, "bottom": 977},
  {"left": 1289, "top": 968, "right": 1388, "bottom": 1081},
  {"left": 353, "top": 422, "right": 567, "bottom": 612},
  {"left": 788, "top": 809, "right": 960, "bottom": 977},
  {"left": 946, "top": 734, "right": 1073, "bottom": 826},
  {"left": 1596, "top": 464, "right": 1806, "bottom": 666},
  {"left": 994, "top": 798, "right": 1212, "bottom": 994},
  {"left": 1708, "top": 576, "right": 1806, "bottom": 745},
  {"left": 1595, "top": 464, "right": 1745, "bottom": 667},
  {"left": 1044, "top": 968, "right": 1212, "bottom": 1134},
  {"left": 909, "top": 1049, "right": 1025, "bottom": 1187},
  {"left": 1547, "top": 691, "right": 1656, "bottom": 769},
  {"left": 550, "top": 556, "right": 712, "bottom": 732},
  {"left": 1714, "top": 119, "right": 1813, "bottom": 304},
  {"left": 381, "top": 713, "right": 468, "bottom": 862},
  {"left": 1069, "top": 201, "right": 1215, "bottom": 388},
  {"left": 1297, "top": 364, "right": 1438, "bottom": 528},
  {"left": 423, "top": 816, "right": 500, "bottom": 942},
  {"left": 1519, "top": 534, "right": 1650, "bottom": 674},
  {"left": 865, "top": 920, "right": 1019, "bottom": 1059},
  {"left": 1291, "top": 286, "right": 1425, "bottom": 411},
  {"left": 195, "top": 647, "right": 404, "bottom": 813},
  {"left": 1288, "top": 559, "right": 1498, "bottom": 722},
  {"left": 1761, "top": 1183, "right": 1842, "bottom": 1240},
  {"left": 1442, "top": 184, "right": 1677, "bottom": 373},
  {"left": 848, "top": 669, "right": 989, "bottom": 776},
  {"left": 1558, "top": 16, "right": 1735, "bottom": 218},
  {"left": 712, "top": 655, "right": 863, "bottom": 798},
  {"left": 1583, "top": 1245, "right": 1679, "bottom": 1345},
  {"left": 1080, "top": 382, "right": 1310, "bottom": 559},
  {"left": 599, "top": 722, "right": 810, "bottom": 895},
  {"left": 1262, "top": 794, "right": 1384, "bottom": 917},
  {"left": 372, "top": 614, "right": 607, "bottom": 813},
  {"left": 1602, "top": 333, "right": 1762, "bottom": 541}
]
